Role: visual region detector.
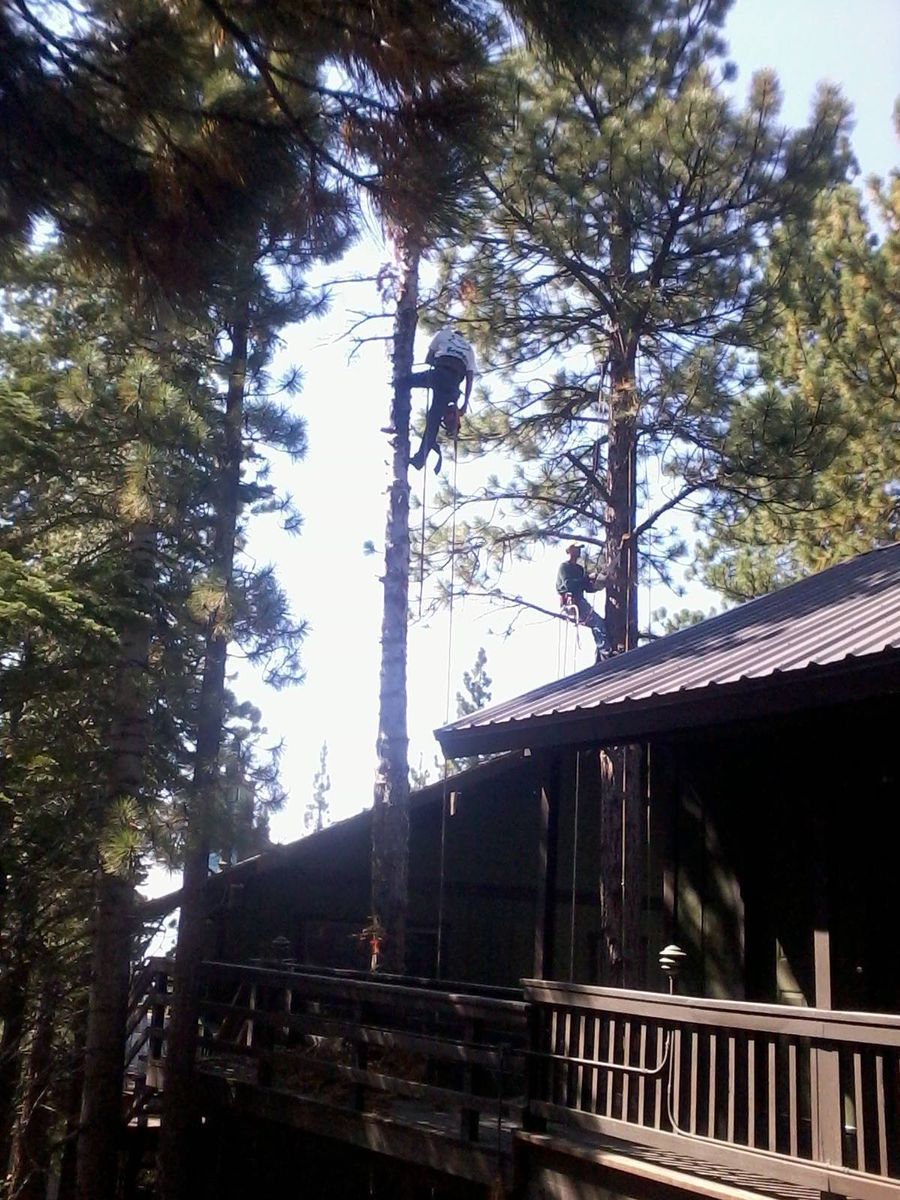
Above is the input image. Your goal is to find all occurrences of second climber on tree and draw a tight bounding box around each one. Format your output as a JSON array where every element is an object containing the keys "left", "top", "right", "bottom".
[
  {"left": 403, "top": 325, "right": 476, "bottom": 474},
  {"left": 556, "top": 542, "right": 611, "bottom": 664}
]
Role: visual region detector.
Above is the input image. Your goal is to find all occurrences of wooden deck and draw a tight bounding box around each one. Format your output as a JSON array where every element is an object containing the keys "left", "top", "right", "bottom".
[{"left": 129, "top": 960, "right": 900, "bottom": 1200}]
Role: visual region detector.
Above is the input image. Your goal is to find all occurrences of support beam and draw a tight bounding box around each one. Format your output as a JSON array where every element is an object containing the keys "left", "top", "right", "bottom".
[{"left": 533, "top": 753, "right": 561, "bottom": 980}]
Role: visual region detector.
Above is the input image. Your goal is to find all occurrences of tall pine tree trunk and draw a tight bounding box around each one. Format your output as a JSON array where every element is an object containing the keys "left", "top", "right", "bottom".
[
  {"left": 598, "top": 226, "right": 645, "bottom": 988},
  {"left": 8, "top": 971, "right": 58, "bottom": 1200},
  {"left": 159, "top": 312, "right": 248, "bottom": 1200},
  {"left": 0, "top": 641, "right": 33, "bottom": 1177},
  {"left": 598, "top": 743, "right": 645, "bottom": 988},
  {"left": 371, "top": 238, "right": 420, "bottom": 975},
  {"left": 0, "top": 916, "right": 31, "bottom": 1177},
  {"left": 77, "top": 526, "right": 154, "bottom": 1200},
  {"left": 604, "top": 226, "right": 639, "bottom": 654},
  {"left": 55, "top": 960, "right": 90, "bottom": 1200}
]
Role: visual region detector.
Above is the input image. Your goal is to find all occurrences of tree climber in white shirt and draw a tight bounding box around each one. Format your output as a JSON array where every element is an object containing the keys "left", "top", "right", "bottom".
[{"left": 403, "top": 326, "right": 477, "bottom": 474}]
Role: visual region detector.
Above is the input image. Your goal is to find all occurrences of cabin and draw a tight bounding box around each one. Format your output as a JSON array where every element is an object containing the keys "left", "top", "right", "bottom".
[{"left": 133, "top": 544, "right": 900, "bottom": 1200}]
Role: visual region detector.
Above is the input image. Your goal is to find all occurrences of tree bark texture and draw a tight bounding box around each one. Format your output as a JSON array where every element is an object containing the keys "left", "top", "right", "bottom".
[
  {"left": 371, "top": 239, "right": 420, "bottom": 975},
  {"left": 0, "top": 921, "right": 30, "bottom": 1178},
  {"left": 0, "top": 641, "right": 34, "bottom": 1177},
  {"left": 159, "top": 314, "right": 248, "bottom": 1200},
  {"left": 598, "top": 744, "right": 645, "bottom": 988},
  {"left": 77, "top": 525, "right": 154, "bottom": 1200},
  {"left": 76, "top": 873, "right": 134, "bottom": 1200},
  {"left": 8, "top": 973, "right": 58, "bottom": 1200},
  {"left": 604, "top": 225, "right": 639, "bottom": 653},
  {"left": 55, "top": 976, "right": 89, "bottom": 1200}
]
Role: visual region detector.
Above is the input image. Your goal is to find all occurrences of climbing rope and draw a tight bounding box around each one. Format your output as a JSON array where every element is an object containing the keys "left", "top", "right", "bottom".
[
  {"left": 443, "top": 429, "right": 460, "bottom": 724},
  {"left": 569, "top": 749, "right": 581, "bottom": 981},
  {"left": 557, "top": 597, "right": 582, "bottom": 678},
  {"left": 435, "top": 423, "right": 461, "bottom": 980},
  {"left": 416, "top": 385, "right": 431, "bottom": 620}
]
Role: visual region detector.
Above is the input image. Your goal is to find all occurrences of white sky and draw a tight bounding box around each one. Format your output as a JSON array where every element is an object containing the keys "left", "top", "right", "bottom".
[{"left": 152, "top": 0, "right": 900, "bottom": 881}]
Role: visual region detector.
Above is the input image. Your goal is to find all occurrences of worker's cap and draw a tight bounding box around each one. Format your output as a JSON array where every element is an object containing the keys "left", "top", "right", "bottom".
[{"left": 565, "top": 543, "right": 584, "bottom": 555}]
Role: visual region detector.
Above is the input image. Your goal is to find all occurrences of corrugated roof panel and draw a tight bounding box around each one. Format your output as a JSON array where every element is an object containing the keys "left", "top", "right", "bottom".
[{"left": 438, "top": 544, "right": 900, "bottom": 745}]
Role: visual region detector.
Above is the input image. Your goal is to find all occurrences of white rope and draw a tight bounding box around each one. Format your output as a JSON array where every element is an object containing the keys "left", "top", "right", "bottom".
[{"left": 436, "top": 427, "right": 461, "bottom": 979}]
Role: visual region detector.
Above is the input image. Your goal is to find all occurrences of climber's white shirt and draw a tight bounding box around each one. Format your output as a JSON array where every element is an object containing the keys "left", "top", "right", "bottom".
[{"left": 427, "top": 328, "right": 476, "bottom": 374}]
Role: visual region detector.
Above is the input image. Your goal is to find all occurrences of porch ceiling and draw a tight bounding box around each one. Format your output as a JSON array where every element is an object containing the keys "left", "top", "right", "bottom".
[{"left": 436, "top": 544, "right": 900, "bottom": 757}]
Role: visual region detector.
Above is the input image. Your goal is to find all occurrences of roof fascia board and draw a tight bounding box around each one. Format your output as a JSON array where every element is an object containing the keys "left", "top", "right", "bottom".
[{"left": 436, "top": 654, "right": 900, "bottom": 758}]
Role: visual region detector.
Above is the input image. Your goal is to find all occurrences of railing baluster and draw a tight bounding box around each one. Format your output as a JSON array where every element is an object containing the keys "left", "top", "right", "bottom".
[
  {"left": 747, "top": 1036, "right": 755, "bottom": 1148},
  {"left": 689, "top": 1028, "right": 699, "bottom": 1134},
  {"left": 575, "top": 1011, "right": 586, "bottom": 1110},
  {"left": 852, "top": 1050, "right": 866, "bottom": 1172},
  {"left": 562, "top": 1008, "right": 572, "bottom": 1106},
  {"left": 589, "top": 1016, "right": 600, "bottom": 1114},
  {"left": 549, "top": 1006, "right": 559, "bottom": 1104},
  {"left": 767, "top": 1038, "right": 776, "bottom": 1151},
  {"left": 605, "top": 1018, "right": 616, "bottom": 1116},
  {"left": 621, "top": 1020, "right": 632, "bottom": 1121},
  {"left": 726, "top": 1034, "right": 736, "bottom": 1143},
  {"left": 788, "top": 1041, "right": 799, "bottom": 1157},
  {"left": 247, "top": 981, "right": 257, "bottom": 1049},
  {"left": 707, "top": 1031, "right": 717, "bottom": 1138},
  {"left": 810, "top": 1039, "right": 819, "bottom": 1161},
  {"left": 671, "top": 1027, "right": 681, "bottom": 1129},
  {"left": 875, "top": 1053, "right": 888, "bottom": 1175},
  {"left": 653, "top": 1025, "right": 664, "bottom": 1129},
  {"left": 637, "top": 1021, "right": 647, "bottom": 1125}
]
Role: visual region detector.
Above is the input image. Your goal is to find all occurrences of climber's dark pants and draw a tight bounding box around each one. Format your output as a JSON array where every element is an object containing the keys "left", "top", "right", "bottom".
[
  {"left": 563, "top": 593, "right": 606, "bottom": 649},
  {"left": 409, "top": 358, "right": 465, "bottom": 469}
]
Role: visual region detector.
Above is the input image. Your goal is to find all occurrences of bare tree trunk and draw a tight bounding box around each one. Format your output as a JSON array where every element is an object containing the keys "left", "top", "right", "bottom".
[
  {"left": 605, "top": 399, "right": 638, "bottom": 652},
  {"left": 0, "top": 919, "right": 30, "bottom": 1179},
  {"left": 604, "top": 224, "right": 639, "bottom": 654},
  {"left": 0, "top": 642, "right": 33, "bottom": 1178},
  {"left": 371, "top": 238, "right": 420, "bottom": 976},
  {"left": 55, "top": 964, "right": 90, "bottom": 1200},
  {"left": 8, "top": 972, "right": 59, "bottom": 1200},
  {"left": 598, "top": 744, "right": 645, "bottom": 988},
  {"left": 158, "top": 313, "right": 248, "bottom": 1200},
  {"left": 77, "top": 526, "right": 154, "bottom": 1200},
  {"left": 598, "top": 225, "right": 645, "bottom": 988}
]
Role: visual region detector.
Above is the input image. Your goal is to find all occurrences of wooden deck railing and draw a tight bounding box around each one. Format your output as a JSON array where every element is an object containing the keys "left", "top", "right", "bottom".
[
  {"left": 523, "top": 979, "right": 900, "bottom": 1200},
  {"left": 127, "top": 961, "right": 900, "bottom": 1194},
  {"left": 193, "top": 960, "right": 527, "bottom": 1147}
]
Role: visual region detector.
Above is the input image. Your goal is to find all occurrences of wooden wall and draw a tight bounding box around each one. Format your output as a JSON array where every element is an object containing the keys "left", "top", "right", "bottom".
[{"left": 207, "top": 695, "right": 898, "bottom": 1011}]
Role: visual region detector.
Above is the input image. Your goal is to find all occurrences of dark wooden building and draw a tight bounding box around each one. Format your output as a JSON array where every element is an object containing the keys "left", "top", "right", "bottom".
[{"left": 137, "top": 545, "right": 900, "bottom": 1200}]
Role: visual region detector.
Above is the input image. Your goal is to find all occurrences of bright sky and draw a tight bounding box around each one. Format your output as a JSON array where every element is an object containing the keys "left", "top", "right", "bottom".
[{"left": 206, "top": 0, "right": 900, "bottom": 850}]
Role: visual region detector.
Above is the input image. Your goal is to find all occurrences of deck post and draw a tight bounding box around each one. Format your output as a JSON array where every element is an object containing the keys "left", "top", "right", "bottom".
[
  {"left": 812, "top": 806, "right": 842, "bottom": 1167},
  {"left": 534, "top": 752, "right": 561, "bottom": 980}
]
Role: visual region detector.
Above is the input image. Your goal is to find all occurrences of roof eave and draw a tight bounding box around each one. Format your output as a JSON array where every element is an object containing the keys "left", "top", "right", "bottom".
[{"left": 436, "top": 652, "right": 900, "bottom": 758}]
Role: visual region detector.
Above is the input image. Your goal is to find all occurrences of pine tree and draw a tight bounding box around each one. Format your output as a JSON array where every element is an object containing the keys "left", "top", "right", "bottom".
[
  {"left": 0, "top": 241, "right": 307, "bottom": 1199},
  {"left": 160, "top": 251, "right": 327, "bottom": 1195},
  {"left": 430, "top": 0, "right": 851, "bottom": 652},
  {"left": 422, "top": 0, "right": 851, "bottom": 986},
  {"left": 696, "top": 170, "right": 899, "bottom": 599},
  {"left": 456, "top": 646, "right": 493, "bottom": 717},
  {"left": 0, "top": 248, "right": 205, "bottom": 1200},
  {"left": 306, "top": 742, "right": 332, "bottom": 834},
  {"left": 449, "top": 647, "right": 494, "bottom": 772},
  {"left": 367, "top": 0, "right": 638, "bottom": 974}
]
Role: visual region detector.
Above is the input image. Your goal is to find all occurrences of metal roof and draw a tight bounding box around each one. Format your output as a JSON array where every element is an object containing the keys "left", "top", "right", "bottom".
[{"left": 437, "top": 544, "right": 900, "bottom": 756}]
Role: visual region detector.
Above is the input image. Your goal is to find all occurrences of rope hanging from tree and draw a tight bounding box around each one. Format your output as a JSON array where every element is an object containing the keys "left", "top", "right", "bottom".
[{"left": 435, "top": 421, "right": 461, "bottom": 980}]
